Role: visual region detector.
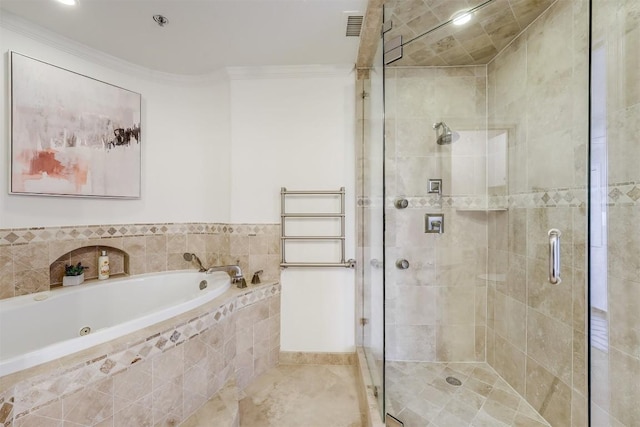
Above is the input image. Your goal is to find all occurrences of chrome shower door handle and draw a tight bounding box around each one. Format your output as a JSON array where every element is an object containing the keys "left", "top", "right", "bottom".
[{"left": 548, "top": 229, "right": 561, "bottom": 285}]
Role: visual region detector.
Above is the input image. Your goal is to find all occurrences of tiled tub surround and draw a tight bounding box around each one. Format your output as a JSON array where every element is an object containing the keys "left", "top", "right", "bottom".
[
  {"left": 0, "top": 280, "right": 281, "bottom": 426},
  {"left": 0, "top": 222, "right": 281, "bottom": 300}
]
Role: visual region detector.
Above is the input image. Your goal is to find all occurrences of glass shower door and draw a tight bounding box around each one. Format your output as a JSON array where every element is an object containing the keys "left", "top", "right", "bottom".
[
  {"left": 359, "top": 40, "right": 385, "bottom": 417},
  {"left": 590, "top": 0, "right": 640, "bottom": 425},
  {"left": 381, "top": 0, "right": 590, "bottom": 425}
]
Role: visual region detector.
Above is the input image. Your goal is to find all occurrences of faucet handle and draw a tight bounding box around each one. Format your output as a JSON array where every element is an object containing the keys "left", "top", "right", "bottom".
[{"left": 251, "top": 270, "right": 263, "bottom": 284}]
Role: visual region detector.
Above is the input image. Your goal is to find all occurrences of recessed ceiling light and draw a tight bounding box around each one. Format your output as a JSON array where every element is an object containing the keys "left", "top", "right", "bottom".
[
  {"left": 452, "top": 10, "right": 472, "bottom": 26},
  {"left": 55, "top": 0, "right": 78, "bottom": 6}
]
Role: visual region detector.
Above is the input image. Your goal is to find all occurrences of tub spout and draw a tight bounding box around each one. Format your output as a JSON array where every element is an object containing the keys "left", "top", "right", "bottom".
[{"left": 206, "top": 265, "right": 245, "bottom": 288}]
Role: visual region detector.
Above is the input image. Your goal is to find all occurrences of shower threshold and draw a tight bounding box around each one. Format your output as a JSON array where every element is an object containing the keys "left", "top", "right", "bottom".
[{"left": 385, "top": 361, "right": 550, "bottom": 426}]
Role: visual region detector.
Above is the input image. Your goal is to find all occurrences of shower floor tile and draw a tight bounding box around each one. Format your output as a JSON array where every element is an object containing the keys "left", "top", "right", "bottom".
[{"left": 386, "top": 361, "right": 550, "bottom": 427}]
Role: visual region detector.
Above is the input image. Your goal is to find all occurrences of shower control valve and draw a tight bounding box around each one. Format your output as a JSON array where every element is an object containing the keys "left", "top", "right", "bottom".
[
  {"left": 395, "top": 259, "right": 410, "bottom": 269},
  {"left": 394, "top": 198, "right": 409, "bottom": 209},
  {"left": 428, "top": 179, "right": 442, "bottom": 195},
  {"left": 425, "top": 214, "right": 444, "bottom": 234}
]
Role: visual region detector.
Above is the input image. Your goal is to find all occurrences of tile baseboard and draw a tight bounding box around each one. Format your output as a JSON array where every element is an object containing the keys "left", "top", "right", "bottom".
[{"left": 279, "top": 351, "right": 356, "bottom": 365}]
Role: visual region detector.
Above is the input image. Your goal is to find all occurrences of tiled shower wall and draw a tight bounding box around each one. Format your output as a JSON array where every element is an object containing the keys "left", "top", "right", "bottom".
[
  {"left": 384, "top": 66, "right": 488, "bottom": 362},
  {"left": 486, "top": 1, "right": 589, "bottom": 426},
  {"left": 590, "top": 0, "right": 640, "bottom": 425},
  {"left": 0, "top": 223, "right": 280, "bottom": 300}
]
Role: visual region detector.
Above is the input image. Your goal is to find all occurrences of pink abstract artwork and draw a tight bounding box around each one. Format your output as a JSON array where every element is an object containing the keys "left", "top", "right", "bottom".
[{"left": 10, "top": 52, "right": 141, "bottom": 198}]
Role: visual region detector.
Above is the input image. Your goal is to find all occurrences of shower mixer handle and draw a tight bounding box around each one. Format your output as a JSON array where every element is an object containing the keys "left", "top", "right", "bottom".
[{"left": 395, "top": 259, "right": 410, "bottom": 270}]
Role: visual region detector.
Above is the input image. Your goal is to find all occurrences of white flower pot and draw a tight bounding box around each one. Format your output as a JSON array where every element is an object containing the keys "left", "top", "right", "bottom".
[{"left": 63, "top": 273, "right": 85, "bottom": 286}]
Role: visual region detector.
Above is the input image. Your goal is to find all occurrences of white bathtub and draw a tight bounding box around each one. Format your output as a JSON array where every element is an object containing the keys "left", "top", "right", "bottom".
[{"left": 0, "top": 270, "right": 230, "bottom": 377}]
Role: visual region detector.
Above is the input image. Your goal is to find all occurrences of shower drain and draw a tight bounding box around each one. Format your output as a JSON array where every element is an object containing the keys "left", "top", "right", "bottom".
[
  {"left": 446, "top": 376, "right": 462, "bottom": 386},
  {"left": 79, "top": 326, "right": 91, "bottom": 336}
]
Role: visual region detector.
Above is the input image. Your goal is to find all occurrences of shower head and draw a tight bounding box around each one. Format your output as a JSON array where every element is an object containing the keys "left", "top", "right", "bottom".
[{"left": 433, "top": 121, "right": 454, "bottom": 145}]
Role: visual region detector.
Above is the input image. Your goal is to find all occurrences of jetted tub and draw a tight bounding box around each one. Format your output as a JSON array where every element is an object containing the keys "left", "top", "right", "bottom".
[{"left": 0, "top": 270, "right": 231, "bottom": 377}]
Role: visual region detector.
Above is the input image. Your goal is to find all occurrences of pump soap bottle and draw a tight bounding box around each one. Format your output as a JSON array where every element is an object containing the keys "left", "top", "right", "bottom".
[{"left": 98, "top": 250, "right": 110, "bottom": 280}]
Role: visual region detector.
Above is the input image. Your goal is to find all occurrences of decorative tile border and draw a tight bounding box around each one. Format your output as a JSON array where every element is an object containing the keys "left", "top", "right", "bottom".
[
  {"left": 4, "top": 282, "right": 280, "bottom": 421},
  {"left": 358, "top": 182, "right": 640, "bottom": 210},
  {"left": 605, "top": 182, "right": 640, "bottom": 206},
  {"left": 0, "top": 222, "right": 280, "bottom": 246}
]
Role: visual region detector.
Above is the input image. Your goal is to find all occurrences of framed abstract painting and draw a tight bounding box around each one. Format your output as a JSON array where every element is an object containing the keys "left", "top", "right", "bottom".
[{"left": 9, "top": 51, "right": 142, "bottom": 198}]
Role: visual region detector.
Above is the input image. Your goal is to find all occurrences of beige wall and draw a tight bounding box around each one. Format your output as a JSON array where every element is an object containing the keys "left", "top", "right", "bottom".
[
  {"left": 486, "top": 1, "right": 589, "bottom": 426},
  {"left": 590, "top": 0, "right": 640, "bottom": 425},
  {"left": 0, "top": 223, "right": 281, "bottom": 300},
  {"left": 384, "top": 66, "right": 488, "bottom": 362}
]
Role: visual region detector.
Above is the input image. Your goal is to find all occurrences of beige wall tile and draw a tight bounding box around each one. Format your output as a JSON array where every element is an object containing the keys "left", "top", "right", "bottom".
[
  {"left": 123, "top": 236, "right": 146, "bottom": 257},
  {"left": 0, "top": 246, "right": 14, "bottom": 299},
  {"left": 391, "top": 285, "right": 437, "bottom": 326},
  {"left": 494, "top": 292, "right": 526, "bottom": 351},
  {"left": 572, "top": 330, "right": 587, "bottom": 396},
  {"left": 14, "top": 268, "right": 49, "bottom": 295},
  {"left": 167, "top": 253, "right": 188, "bottom": 271},
  {"left": 186, "top": 234, "right": 207, "bottom": 255},
  {"left": 571, "top": 390, "right": 587, "bottom": 427},
  {"left": 607, "top": 106, "right": 640, "bottom": 183},
  {"left": 113, "top": 363, "right": 152, "bottom": 413},
  {"left": 387, "top": 325, "right": 436, "bottom": 361},
  {"left": 436, "top": 325, "right": 475, "bottom": 361},
  {"left": 12, "top": 243, "right": 49, "bottom": 273},
  {"left": 166, "top": 234, "right": 186, "bottom": 254},
  {"left": 437, "top": 286, "right": 475, "bottom": 325},
  {"left": 13, "top": 398, "right": 62, "bottom": 427},
  {"left": 62, "top": 378, "right": 114, "bottom": 426},
  {"left": 526, "top": 309, "right": 573, "bottom": 385},
  {"left": 609, "top": 275, "right": 640, "bottom": 356},
  {"left": 493, "top": 334, "right": 525, "bottom": 396},
  {"left": 609, "top": 347, "right": 640, "bottom": 425},
  {"left": 589, "top": 347, "right": 610, "bottom": 414},
  {"left": 113, "top": 394, "right": 152, "bottom": 427},
  {"left": 526, "top": 259, "right": 573, "bottom": 326},
  {"left": 608, "top": 206, "right": 640, "bottom": 283},
  {"left": 525, "top": 357, "right": 571, "bottom": 427},
  {"left": 572, "top": 268, "right": 587, "bottom": 334},
  {"left": 145, "top": 235, "right": 166, "bottom": 255}
]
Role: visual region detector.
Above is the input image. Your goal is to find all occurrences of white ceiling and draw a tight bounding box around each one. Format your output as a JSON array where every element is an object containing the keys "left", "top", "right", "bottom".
[{"left": 0, "top": 0, "right": 366, "bottom": 75}]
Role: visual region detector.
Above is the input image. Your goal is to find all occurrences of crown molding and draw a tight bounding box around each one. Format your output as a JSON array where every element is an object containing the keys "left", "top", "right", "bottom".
[
  {"left": 0, "top": 11, "right": 228, "bottom": 86},
  {"left": 225, "top": 64, "right": 355, "bottom": 80}
]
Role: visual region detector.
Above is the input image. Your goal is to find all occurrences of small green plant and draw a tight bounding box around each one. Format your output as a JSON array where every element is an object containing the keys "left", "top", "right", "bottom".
[{"left": 65, "top": 262, "right": 88, "bottom": 276}]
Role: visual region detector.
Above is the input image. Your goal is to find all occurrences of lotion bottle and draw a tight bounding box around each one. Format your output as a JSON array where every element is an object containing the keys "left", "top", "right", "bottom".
[{"left": 98, "top": 250, "right": 110, "bottom": 280}]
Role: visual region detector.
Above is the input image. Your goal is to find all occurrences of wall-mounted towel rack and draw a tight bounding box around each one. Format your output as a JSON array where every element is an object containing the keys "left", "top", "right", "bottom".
[{"left": 280, "top": 187, "right": 355, "bottom": 268}]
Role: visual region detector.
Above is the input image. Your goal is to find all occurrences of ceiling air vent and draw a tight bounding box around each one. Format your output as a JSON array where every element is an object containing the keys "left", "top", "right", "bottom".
[{"left": 345, "top": 15, "right": 364, "bottom": 37}]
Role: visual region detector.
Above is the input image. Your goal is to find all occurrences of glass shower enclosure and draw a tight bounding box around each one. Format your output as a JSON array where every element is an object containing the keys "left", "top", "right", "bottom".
[{"left": 353, "top": 0, "right": 633, "bottom": 425}]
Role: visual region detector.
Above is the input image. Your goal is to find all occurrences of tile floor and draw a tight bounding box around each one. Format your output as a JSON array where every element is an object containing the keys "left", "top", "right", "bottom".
[
  {"left": 238, "top": 364, "right": 362, "bottom": 426},
  {"left": 183, "top": 360, "right": 550, "bottom": 427},
  {"left": 180, "top": 364, "right": 362, "bottom": 426},
  {"left": 385, "top": 361, "right": 551, "bottom": 427}
]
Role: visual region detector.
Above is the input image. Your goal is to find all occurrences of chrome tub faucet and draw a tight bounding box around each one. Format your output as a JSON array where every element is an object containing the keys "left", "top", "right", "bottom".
[{"left": 206, "top": 264, "right": 246, "bottom": 288}]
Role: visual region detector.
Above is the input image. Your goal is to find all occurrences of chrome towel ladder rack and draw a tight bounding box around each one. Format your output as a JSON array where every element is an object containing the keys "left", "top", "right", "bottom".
[{"left": 280, "top": 187, "right": 355, "bottom": 268}]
